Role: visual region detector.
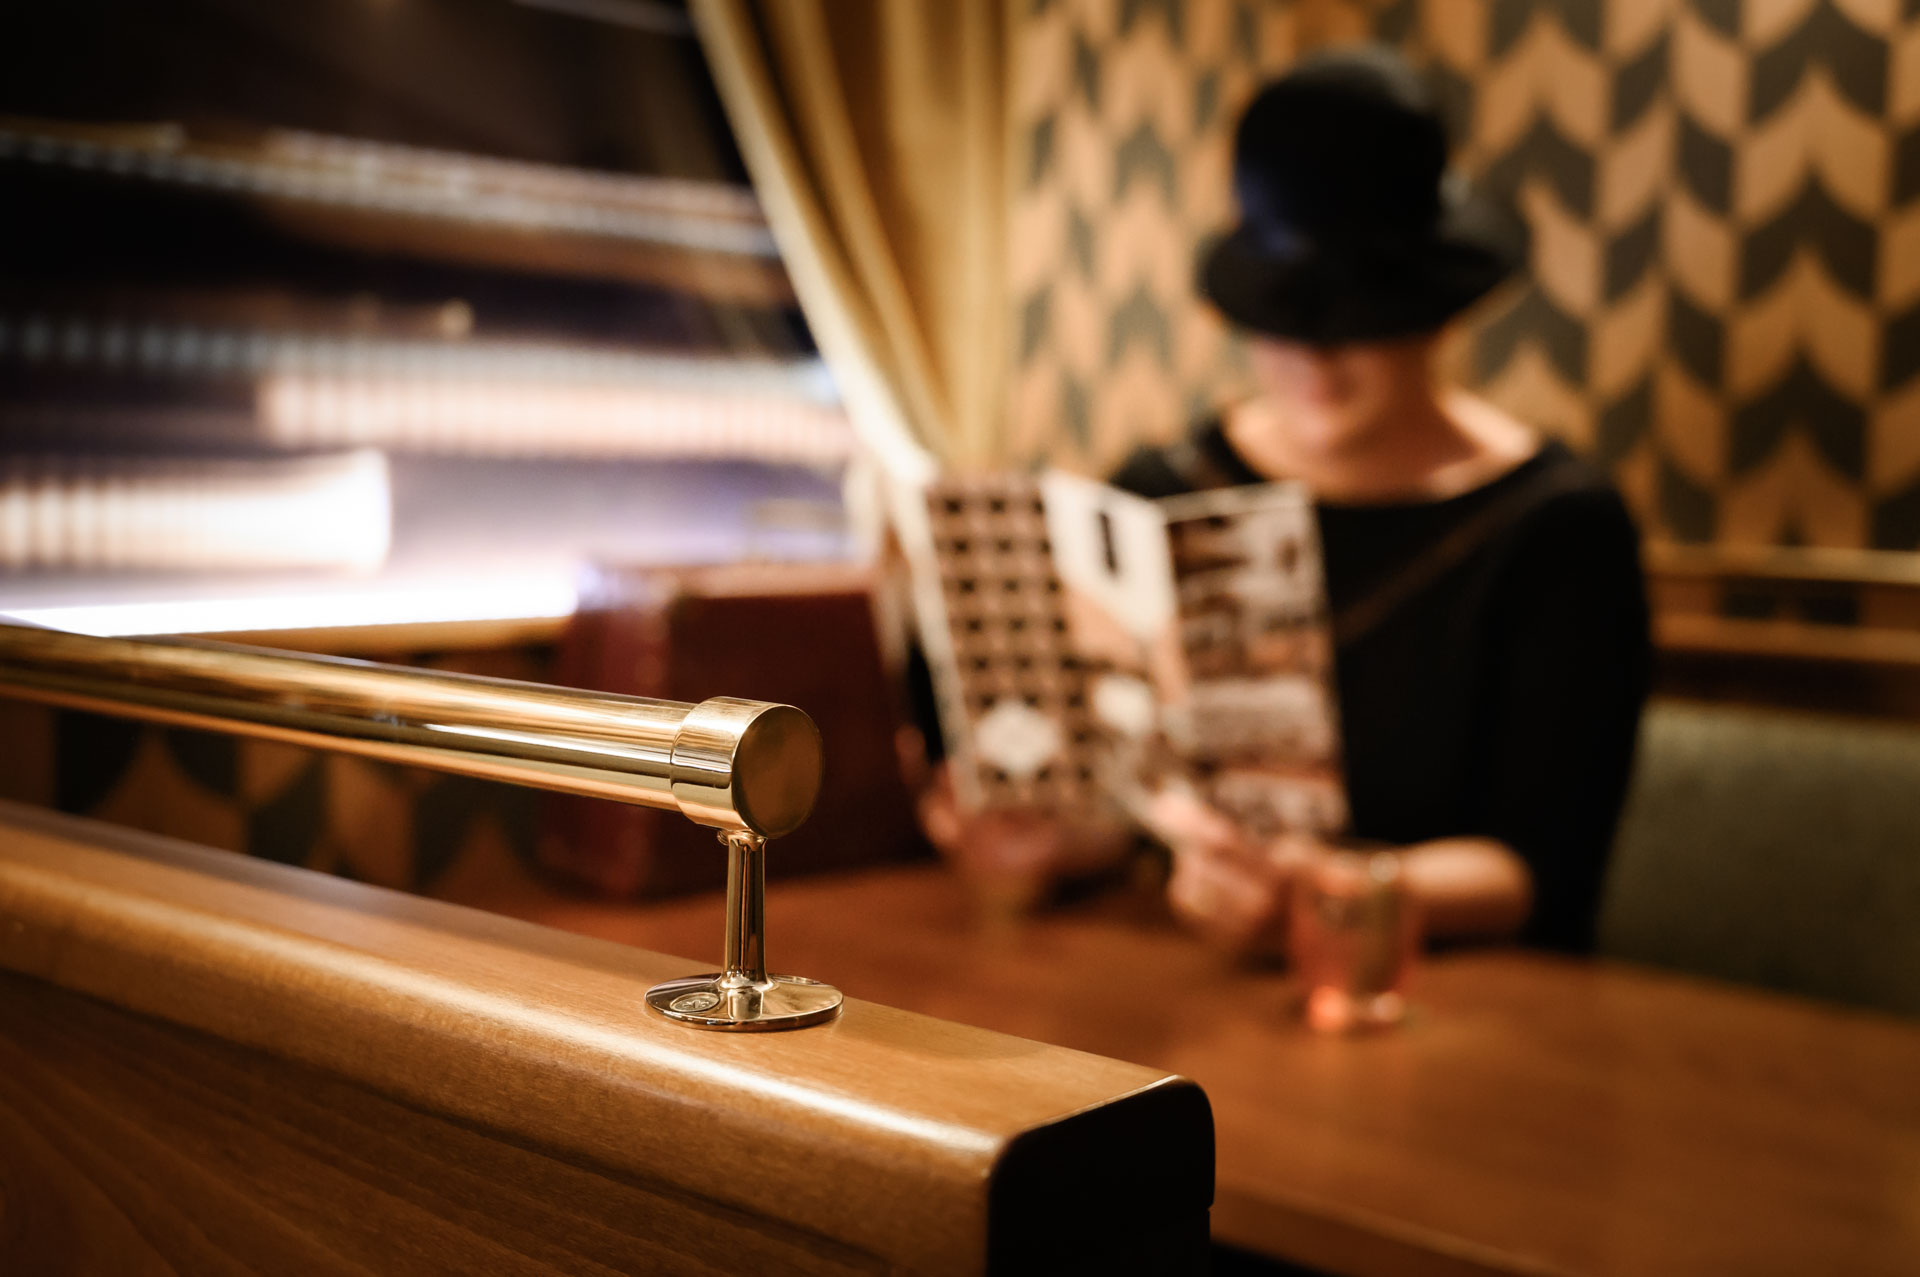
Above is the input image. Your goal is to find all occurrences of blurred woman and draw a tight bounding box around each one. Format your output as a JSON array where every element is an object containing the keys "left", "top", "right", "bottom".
[{"left": 1114, "top": 47, "right": 1650, "bottom": 953}]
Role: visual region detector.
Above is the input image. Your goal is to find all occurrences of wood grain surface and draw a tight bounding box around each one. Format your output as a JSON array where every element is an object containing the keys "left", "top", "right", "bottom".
[
  {"left": 0, "top": 971, "right": 880, "bottom": 1276},
  {"left": 0, "top": 802, "right": 1212, "bottom": 1276},
  {"left": 461, "top": 863, "right": 1920, "bottom": 1277}
]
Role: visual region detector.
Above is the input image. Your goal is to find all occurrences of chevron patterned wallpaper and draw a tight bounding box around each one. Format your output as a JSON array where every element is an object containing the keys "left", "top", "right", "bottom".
[
  {"left": 1010, "top": 0, "right": 1920, "bottom": 552},
  {"left": 0, "top": 652, "right": 546, "bottom": 895},
  {"left": 1009, "top": 0, "right": 1301, "bottom": 465}
]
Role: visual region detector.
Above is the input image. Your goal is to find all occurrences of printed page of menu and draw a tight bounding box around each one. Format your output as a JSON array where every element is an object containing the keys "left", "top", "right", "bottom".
[
  {"left": 901, "top": 470, "right": 1348, "bottom": 837},
  {"left": 1153, "top": 483, "right": 1348, "bottom": 839}
]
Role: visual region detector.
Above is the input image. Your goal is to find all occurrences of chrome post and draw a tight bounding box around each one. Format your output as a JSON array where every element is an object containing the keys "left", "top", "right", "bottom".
[{"left": 643, "top": 830, "right": 843, "bottom": 1031}]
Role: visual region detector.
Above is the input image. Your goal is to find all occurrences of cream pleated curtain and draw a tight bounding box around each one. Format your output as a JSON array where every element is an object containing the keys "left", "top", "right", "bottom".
[{"left": 691, "top": 0, "right": 1012, "bottom": 478}]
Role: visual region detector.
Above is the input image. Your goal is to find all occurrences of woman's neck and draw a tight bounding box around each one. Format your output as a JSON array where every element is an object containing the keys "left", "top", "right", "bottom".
[{"left": 1224, "top": 387, "right": 1538, "bottom": 503}]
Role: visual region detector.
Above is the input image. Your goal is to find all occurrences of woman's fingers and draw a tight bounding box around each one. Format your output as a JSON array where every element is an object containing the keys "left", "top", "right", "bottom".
[
  {"left": 1144, "top": 788, "right": 1256, "bottom": 859},
  {"left": 916, "top": 764, "right": 966, "bottom": 853},
  {"left": 1167, "top": 846, "right": 1289, "bottom": 952}
]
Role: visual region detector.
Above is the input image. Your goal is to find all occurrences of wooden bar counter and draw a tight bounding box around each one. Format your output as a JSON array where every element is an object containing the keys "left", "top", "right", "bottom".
[
  {"left": 0, "top": 804, "right": 1213, "bottom": 1276},
  {"left": 474, "top": 863, "right": 1920, "bottom": 1277}
]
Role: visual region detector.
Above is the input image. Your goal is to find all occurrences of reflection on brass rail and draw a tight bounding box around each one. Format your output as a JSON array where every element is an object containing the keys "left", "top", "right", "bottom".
[{"left": 0, "top": 622, "right": 821, "bottom": 839}]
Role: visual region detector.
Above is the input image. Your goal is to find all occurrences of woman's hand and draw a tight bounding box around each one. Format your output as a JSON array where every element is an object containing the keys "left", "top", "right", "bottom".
[
  {"left": 1146, "top": 790, "right": 1314, "bottom": 959},
  {"left": 1166, "top": 842, "right": 1296, "bottom": 957},
  {"left": 917, "top": 762, "right": 1129, "bottom": 911}
]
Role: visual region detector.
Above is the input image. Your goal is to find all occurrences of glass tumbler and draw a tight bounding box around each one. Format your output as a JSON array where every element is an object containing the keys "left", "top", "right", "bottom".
[{"left": 1289, "top": 850, "right": 1419, "bottom": 1032}]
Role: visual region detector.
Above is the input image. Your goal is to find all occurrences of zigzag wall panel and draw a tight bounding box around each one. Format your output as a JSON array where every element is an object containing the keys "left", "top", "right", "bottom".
[{"left": 1011, "top": 0, "right": 1920, "bottom": 552}]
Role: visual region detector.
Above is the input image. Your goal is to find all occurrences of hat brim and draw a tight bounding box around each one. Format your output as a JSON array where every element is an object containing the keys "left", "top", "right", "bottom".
[{"left": 1198, "top": 185, "right": 1526, "bottom": 346}]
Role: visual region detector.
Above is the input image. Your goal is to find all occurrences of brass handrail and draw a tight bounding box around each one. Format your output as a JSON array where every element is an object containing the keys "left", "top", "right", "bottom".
[
  {"left": 0, "top": 622, "right": 819, "bottom": 836},
  {"left": 0, "top": 621, "right": 842, "bottom": 1030}
]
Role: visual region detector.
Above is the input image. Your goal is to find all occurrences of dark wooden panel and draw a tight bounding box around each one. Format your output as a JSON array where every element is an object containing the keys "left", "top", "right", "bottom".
[
  {"left": 0, "top": 971, "right": 881, "bottom": 1276},
  {"left": 0, "top": 802, "right": 1212, "bottom": 1276}
]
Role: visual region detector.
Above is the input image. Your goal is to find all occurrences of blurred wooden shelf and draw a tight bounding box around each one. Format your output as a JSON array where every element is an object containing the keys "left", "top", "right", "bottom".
[
  {"left": 1654, "top": 614, "right": 1920, "bottom": 669},
  {"left": 1646, "top": 543, "right": 1920, "bottom": 699},
  {"left": 1646, "top": 541, "right": 1920, "bottom": 588}
]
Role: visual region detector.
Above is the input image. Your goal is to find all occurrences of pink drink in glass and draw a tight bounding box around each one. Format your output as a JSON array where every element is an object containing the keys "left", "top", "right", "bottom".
[{"left": 1290, "top": 850, "right": 1419, "bottom": 1032}]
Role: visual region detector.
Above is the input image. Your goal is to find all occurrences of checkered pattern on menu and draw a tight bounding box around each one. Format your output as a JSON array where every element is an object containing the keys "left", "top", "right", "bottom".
[
  {"left": 915, "top": 475, "right": 1107, "bottom": 811},
  {"left": 1010, "top": 0, "right": 1920, "bottom": 552}
]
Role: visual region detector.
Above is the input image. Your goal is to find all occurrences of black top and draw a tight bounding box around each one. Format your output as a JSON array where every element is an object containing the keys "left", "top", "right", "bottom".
[{"left": 1112, "top": 419, "right": 1651, "bottom": 951}]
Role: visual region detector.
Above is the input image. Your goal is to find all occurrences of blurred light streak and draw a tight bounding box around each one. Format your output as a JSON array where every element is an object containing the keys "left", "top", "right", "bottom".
[{"left": 3, "top": 574, "right": 579, "bottom": 639}]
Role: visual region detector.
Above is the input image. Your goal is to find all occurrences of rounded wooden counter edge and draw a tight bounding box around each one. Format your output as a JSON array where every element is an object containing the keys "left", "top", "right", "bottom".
[{"left": 0, "top": 800, "right": 1212, "bottom": 1276}]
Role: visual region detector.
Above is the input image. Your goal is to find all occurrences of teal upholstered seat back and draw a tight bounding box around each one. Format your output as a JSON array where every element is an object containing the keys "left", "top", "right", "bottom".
[{"left": 1599, "top": 700, "right": 1920, "bottom": 1017}]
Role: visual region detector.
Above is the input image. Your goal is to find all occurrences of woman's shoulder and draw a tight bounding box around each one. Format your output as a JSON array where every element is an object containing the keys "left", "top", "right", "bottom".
[
  {"left": 1512, "top": 440, "right": 1637, "bottom": 530},
  {"left": 1492, "top": 439, "right": 1645, "bottom": 582}
]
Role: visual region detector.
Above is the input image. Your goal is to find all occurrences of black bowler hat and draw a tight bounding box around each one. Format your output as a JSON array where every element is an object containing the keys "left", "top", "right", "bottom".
[{"left": 1198, "top": 46, "right": 1526, "bottom": 347}]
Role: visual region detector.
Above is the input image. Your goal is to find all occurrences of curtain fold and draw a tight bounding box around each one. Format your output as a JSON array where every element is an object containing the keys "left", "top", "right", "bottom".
[{"left": 691, "top": 0, "right": 1012, "bottom": 476}]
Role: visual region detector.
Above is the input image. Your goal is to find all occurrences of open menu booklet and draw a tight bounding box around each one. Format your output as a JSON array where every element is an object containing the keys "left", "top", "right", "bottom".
[{"left": 896, "top": 470, "right": 1349, "bottom": 842}]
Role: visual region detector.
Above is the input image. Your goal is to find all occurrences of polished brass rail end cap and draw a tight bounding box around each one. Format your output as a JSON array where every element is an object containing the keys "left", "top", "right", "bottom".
[{"left": 670, "top": 698, "right": 823, "bottom": 839}]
